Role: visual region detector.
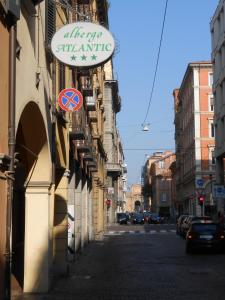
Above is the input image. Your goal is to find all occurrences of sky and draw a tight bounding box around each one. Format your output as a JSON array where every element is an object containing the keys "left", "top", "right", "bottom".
[{"left": 108, "top": 0, "right": 219, "bottom": 186}]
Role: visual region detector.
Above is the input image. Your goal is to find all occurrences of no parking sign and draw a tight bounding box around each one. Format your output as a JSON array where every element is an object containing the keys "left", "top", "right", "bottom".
[{"left": 58, "top": 88, "right": 83, "bottom": 112}]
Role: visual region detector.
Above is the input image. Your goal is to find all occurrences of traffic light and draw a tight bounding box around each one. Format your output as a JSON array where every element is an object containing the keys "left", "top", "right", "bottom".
[{"left": 198, "top": 195, "right": 205, "bottom": 206}]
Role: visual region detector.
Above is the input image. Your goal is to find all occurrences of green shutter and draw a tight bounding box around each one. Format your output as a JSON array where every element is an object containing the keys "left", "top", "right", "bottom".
[{"left": 45, "top": 0, "right": 56, "bottom": 49}]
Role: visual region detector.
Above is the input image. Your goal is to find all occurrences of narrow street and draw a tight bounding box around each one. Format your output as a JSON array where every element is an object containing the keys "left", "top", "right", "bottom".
[{"left": 14, "top": 224, "right": 225, "bottom": 300}]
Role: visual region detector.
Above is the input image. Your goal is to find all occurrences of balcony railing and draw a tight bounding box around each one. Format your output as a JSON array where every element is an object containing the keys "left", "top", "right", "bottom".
[
  {"left": 70, "top": 108, "right": 86, "bottom": 140},
  {"left": 80, "top": 76, "right": 93, "bottom": 96},
  {"left": 86, "top": 95, "right": 96, "bottom": 111},
  {"left": 106, "top": 162, "right": 122, "bottom": 174},
  {"left": 70, "top": 125, "right": 85, "bottom": 140},
  {"left": 87, "top": 159, "right": 98, "bottom": 173},
  {"left": 75, "top": 140, "right": 91, "bottom": 153},
  {"left": 88, "top": 111, "right": 97, "bottom": 122}
]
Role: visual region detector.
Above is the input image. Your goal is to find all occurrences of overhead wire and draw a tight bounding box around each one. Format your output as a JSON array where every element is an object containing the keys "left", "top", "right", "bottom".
[{"left": 142, "top": 0, "right": 169, "bottom": 126}]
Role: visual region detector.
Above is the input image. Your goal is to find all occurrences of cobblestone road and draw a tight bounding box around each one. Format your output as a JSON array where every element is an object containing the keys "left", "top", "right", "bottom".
[{"left": 13, "top": 224, "right": 225, "bottom": 300}]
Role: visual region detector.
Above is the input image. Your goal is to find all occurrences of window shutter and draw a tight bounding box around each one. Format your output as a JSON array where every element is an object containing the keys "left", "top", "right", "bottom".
[{"left": 45, "top": 0, "right": 56, "bottom": 50}]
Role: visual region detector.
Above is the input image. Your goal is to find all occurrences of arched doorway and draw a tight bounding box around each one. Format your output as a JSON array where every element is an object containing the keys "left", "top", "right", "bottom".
[
  {"left": 12, "top": 102, "right": 50, "bottom": 292},
  {"left": 134, "top": 200, "right": 141, "bottom": 212}
]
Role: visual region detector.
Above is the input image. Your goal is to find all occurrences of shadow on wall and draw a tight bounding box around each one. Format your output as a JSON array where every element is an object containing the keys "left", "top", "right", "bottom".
[{"left": 53, "top": 194, "right": 68, "bottom": 276}]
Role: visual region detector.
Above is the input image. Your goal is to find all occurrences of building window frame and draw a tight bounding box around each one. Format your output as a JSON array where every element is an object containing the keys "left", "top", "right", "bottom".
[
  {"left": 208, "top": 72, "right": 213, "bottom": 87},
  {"left": 208, "top": 147, "right": 216, "bottom": 170},
  {"left": 160, "top": 192, "right": 167, "bottom": 203},
  {"left": 208, "top": 94, "right": 214, "bottom": 112},
  {"left": 209, "top": 119, "right": 215, "bottom": 138},
  {"left": 158, "top": 161, "right": 165, "bottom": 169}
]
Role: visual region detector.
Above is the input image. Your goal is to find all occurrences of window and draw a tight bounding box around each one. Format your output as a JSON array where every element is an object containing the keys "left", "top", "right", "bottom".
[
  {"left": 45, "top": 0, "right": 56, "bottom": 50},
  {"left": 160, "top": 179, "right": 165, "bottom": 189},
  {"left": 211, "top": 149, "right": 216, "bottom": 165},
  {"left": 209, "top": 147, "right": 215, "bottom": 169},
  {"left": 208, "top": 95, "right": 214, "bottom": 111},
  {"left": 208, "top": 72, "right": 213, "bottom": 87},
  {"left": 160, "top": 192, "right": 167, "bottom": 202},
  {"left": 209, "top": 120, "right": 215, "bottom": 138},
  {"left": 158, "top": 161, "right": 165, "bottom": 169},
  {"left": 59, "top": 63, "right": 65, "bottom": 90}
]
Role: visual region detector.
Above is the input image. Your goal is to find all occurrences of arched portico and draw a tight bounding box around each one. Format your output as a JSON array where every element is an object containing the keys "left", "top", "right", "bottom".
[
  {"left": 13, "top": 102, "right": 51, "bottom": 293},
  {"left": 135, "top": 200, "right": 141, "bottom": 212}
]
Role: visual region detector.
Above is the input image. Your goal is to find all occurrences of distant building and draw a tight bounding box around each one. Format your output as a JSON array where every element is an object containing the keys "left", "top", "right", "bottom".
[
  {"left": 149, "top": 151, "right": 175, "bottom": 217},
  {"left": 126, "top": 184, "right": 142, "bottom": 212},
  {"left": 142, "top": 152, "right": 167, "bottom": 210}
]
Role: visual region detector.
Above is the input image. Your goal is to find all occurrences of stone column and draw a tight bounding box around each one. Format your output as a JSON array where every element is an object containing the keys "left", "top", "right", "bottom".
[
  {"left": 68, "top": 166, "right": 75, "bottom": 261},
  {"left": 75, "top": 169, "right": 82, "bottom": 252},
  {"left": 23, "top": 183, "right": 51, "bottom": 293},
  {"left": 81, "top": 177, "right": 88, "bottom": 249}
]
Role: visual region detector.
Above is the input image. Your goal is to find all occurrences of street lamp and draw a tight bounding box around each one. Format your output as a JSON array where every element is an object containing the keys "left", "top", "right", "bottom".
[{"left": 142, "top": 123, "right": 150, "bottom": 131}]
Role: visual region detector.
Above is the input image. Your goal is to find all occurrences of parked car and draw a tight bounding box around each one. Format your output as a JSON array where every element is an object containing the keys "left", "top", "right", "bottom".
[
  {"left": 132, "top": 213, "right": 145, "bottom": 224},
  {"left": 186, "top": 220, "right": 225, "bottom": 253},
  {"left": 149, "top": 214, "right": 161, "bottom": 224},
  {"left": 117, "top": 213, "right": 128, "bottom": 224},
  {"left": 182, "top": 215, "right": 212, "bottom": 238},
  {"left": 176, "top": 214, "right": 189, "bottom": 235},
  {"left": 143, "top": 211, "right": 152, "bottom": 223}
]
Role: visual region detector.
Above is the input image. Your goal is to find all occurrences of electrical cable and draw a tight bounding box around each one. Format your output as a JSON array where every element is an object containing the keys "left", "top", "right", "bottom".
[{"left": 142, "top": 0, "right": 169, "bottom": 126}]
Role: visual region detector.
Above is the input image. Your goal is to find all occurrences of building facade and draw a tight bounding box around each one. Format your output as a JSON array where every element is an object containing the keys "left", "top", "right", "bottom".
[
  {"left": 174, "top": 62, "right": 215, "bottom": 217},
  {"left": 125, "top": 184, "right": 142, "bottom": 212},
  {"left": 142, "top": 152, "right": 168, "bottom": 211},
  {"left": 103, "top": 61, "right": 123, "bottom": 223},
  {"left": 211, "top": 0, "right": 225, "bottom": 217},
  {"left": 149, "top": 151, "right": 175, "bottom": 218},
  {"left": 0, "top": 1, "right": 10, "bottom": 298},
  {"left": 0, "top": 0, "right": 123, "bottom": 298}
]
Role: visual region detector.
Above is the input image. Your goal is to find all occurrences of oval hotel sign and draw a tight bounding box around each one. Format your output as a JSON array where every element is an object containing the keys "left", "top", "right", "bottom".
[{"left": 51, "top": 22, "right": 115, "bottom": 67}]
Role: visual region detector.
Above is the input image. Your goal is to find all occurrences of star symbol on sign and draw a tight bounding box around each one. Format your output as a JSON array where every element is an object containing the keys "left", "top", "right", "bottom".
[
  {"left": 71, "top": 55, "right": 77, "bottom": 61},
  {"left": 81, "top": 55, "right": 87, "bottom": 61},
  {"left": 91, "top": 54, "right": 97, "bottom": 61}
]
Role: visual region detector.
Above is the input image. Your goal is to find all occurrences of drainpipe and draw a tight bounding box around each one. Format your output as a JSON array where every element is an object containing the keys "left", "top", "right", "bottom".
[
  {"left": 5, "top": 22, "right": 17, "bottom": 300},
  {"left": 52, "top": 57, "right": 56, "bottom": 184}
]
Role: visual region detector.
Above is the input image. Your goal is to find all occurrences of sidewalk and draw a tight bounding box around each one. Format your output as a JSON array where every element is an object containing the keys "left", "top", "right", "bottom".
[{"left": 12, "top": 238, "right": 114, "bottom": 300}]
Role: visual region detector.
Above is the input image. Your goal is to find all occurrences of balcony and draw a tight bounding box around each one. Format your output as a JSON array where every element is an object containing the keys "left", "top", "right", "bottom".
[
  {"left": 80, "top": 76, "right": 93, "bottom": 97},
  {"left": 69, "top": 109, "right": 86, "bottom": 140},
  {"left": 70, "top": 125, "right": 85, "bottom": 140},
  {"left": 96, "top": 0, "right": 108, "bottom": 26},
  {"left": 104, "top": 80, "right": 121, "bottom": 113},
  {"left": 82, "top": 153, "right": 93, "bottom": 161},
  {"left": 87, "top": 160, "right": 98, "bottom": 173},
  {"left": 75, "top": 140, "right": 91, "bottom": 153},
  {"left": 88, "top": 111, "right": 97, "bottom": 122},
  {"left": 122, "top": 163, "right": 127, "bottom": 173},
  {"left": 86, "top": 96, "right": 96, "bottom": 111},
  {"left": 106, "top": 162, "right": 122, "bottom": 175},
  {"left": 87, "top": 160, "right": 97, "bottom": 168}
]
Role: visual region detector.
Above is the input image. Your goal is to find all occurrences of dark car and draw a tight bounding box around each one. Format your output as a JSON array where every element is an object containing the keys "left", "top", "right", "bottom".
[
  {"left": 182, "top": 215, "right": 212, "bottom": 238},
  {"left": 132, "top": 213, "right": 145, "bottom": 224},
  {"left": 186, "top": 221, "right": 225, "bottom": 253},
  {"left": 149, "top": 214, "right": 161, "bottom": 224},
  {"left": 117, "top": 213, "right": 128, "bottom": 224}
]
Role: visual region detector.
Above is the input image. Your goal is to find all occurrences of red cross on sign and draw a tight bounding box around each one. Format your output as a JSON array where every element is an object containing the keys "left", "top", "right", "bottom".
[{"left": 58, "top": 88, "right": 83, "bottom": 112}]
